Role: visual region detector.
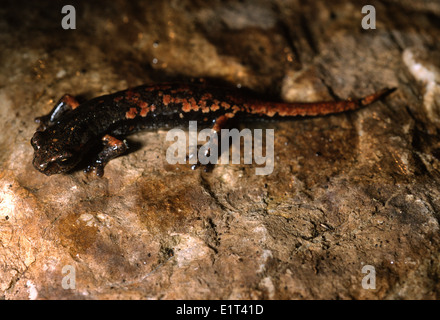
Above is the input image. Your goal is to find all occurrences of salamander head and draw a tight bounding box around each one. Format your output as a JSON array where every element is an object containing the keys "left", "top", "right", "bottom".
[{"left": 31, "top": 131, "right": 81, "bottom": 175}]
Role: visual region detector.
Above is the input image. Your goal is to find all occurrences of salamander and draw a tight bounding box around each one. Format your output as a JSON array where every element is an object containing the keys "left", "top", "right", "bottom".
[{"left": 30, "top": 83, "right": 396, "bottom": 176}]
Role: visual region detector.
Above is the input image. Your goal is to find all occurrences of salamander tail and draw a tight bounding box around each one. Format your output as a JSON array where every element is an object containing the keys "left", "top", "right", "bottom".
[{"left": 359, "top": 87, "right": 397, "bottom": 106}]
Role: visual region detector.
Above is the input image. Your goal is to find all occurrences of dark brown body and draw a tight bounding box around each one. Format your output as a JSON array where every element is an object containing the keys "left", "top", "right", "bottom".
[{"left": 30, "top": 83, "right": 395, "bottom": 176}]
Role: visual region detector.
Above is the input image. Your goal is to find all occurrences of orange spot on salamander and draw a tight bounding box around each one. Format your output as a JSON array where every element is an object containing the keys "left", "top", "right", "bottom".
[
  {"left": 199, "top": 99, "right": 210, "bottom": 113},
  {"left": 201, "top": 93, "right": 213, "bottom": 100},
  {"left": 181, "top": 99, "right": 192, "bottom": 112},
  {"left": 189, "top": 97, "right": 199, "bottom": 111},
  {"left": 163, "top": 94, "right": 172, "bottom": 106},
  {"left": 232, "top": 105, "right": 242, "bottom": 113},
  {"left": 221, "top": 101, "right": 230, "bottom": 110},
  {"left": 61, "top": 95, "right": 80, "bottom": 110},
  {"left": 182, "top": 99, "right": 193, "bottom": 112},
  {"left": 125, "top": 90, "right": 140, "bottom": 102},
  {"left": 102, "top": 134, "right": 123, "bottom": 148},
  {"left": 139, "top": 102, "right": 149, "bottom": 117},
  {"left": 125, "top": 90, "right": 134, "bottom": 99},
  {"left": 209, "top": 99, "right": 221, "bottom": 111},
  {"left": 266, "top": 109, "right": 277, "bottom": 117},
  {"left": 210, "top": 104, "right": 220, "bottom": 112},
  {"left": 126, "top": 107, "right": 138, "bottom": 119}
]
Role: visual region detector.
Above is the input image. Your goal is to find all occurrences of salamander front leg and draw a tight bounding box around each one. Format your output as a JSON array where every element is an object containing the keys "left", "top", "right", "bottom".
[
  {"left": 35, "top": 94, "right": 80, "bottom": 131},
  {"left": 85, "top": 134, "right": 128, "bottom": 177}
]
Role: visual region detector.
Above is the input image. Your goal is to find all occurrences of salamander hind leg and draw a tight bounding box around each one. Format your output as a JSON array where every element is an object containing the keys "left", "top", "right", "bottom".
[
  {"left": 191, "top": 115, "right": 229, "bottom": 172},
  {"left": 35, "top": 94, "right": 80, "bottom": 131},
  {"left": 84, "top": 134, "right": 128, "bottom": 177}
]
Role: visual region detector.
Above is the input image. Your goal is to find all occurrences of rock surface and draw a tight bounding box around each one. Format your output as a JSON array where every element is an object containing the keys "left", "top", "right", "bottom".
[{"left": 1, "top": 0, "right": 440, "bottom": 299}]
